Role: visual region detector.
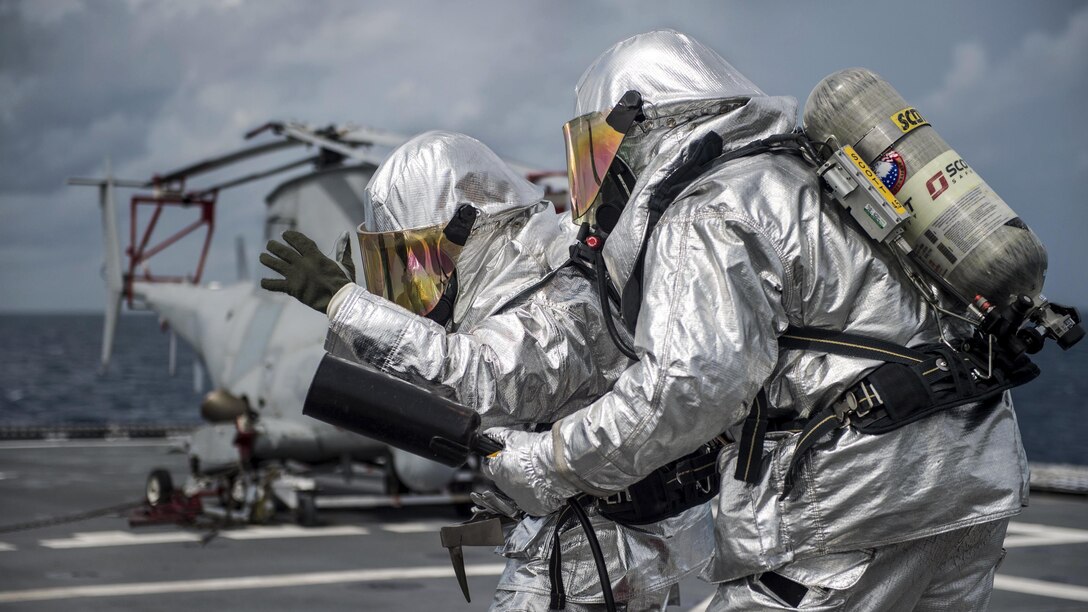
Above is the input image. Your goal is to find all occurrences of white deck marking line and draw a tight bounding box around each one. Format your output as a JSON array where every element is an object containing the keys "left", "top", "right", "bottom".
[
  {"left": 220, "top": 525, "right": 368, "bottom": 540},
  {"left": 1007, "top": 521, "right": 1088, "bottom": 536},
  {"left": 379, "top": 521, "right": 447, "bottom": 534},
  {"left": 994, "top": 575, "right": 1088, "bottom": 602},
  {"left": 40, "top": 525, "right": 371, "bottom": 549},
  {"left": 0, "top": 440, "right": 177, "bottom": 450},
  {"left": 315, "top": 493, "right": 470, "bottom": 509},
  {"left": 687, "top": 592, "right": 716, "bottom": 611},
  {"left": 1004, "top": 521, "right": 1088, "bottom": 548},
  {"left": 1002, "top": 534, "right": 1088, "bottom": 548},
  {"left": 41, "top": 531, "right": 201, "bottom": 549},
  {"left": 0, "top": 543, "right": 15, "bottom": 552},
  {"left": 0, "top": 563, "right": 508, "bottom": 603}
]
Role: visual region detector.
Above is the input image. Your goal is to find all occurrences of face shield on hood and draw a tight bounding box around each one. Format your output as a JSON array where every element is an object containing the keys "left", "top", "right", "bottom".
[
  {"left": 571, "top": 30, "right": 798, "bottom": 293},
  {"left": 358, "top": 221, "right": 463, "bottom": 317},
  {"left": 563, "top": 90, "right": 645, "bottom": 228}
]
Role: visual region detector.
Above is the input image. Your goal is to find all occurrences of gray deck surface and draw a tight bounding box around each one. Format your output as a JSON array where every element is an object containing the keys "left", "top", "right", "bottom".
[{"left": 0, "top": 440, "right": 1085, "bottom": 611}]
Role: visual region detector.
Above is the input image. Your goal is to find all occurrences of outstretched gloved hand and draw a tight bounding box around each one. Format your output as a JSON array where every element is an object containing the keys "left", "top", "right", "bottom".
[
  {"left": 481, "top": 427, "right": 571, "bottom": 517},
  {"left": 260, "top": 230, "right": 353, "bottom": 313}
]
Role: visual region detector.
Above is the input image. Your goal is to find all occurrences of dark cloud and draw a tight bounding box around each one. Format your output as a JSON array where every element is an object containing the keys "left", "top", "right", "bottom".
[{"left": 1, "top": 0, "right": 1085, "bottom": 312}]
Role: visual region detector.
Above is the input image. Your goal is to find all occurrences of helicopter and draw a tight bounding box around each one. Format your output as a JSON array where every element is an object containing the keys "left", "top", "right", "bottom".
[{"left": 68, "top": 121, "right": 568, "bottom": 525}]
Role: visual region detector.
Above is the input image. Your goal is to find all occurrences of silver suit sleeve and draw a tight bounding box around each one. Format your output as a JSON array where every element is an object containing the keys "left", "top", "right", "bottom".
[{"left": 325, "top": 283, "right": 610, "bottom": 428}]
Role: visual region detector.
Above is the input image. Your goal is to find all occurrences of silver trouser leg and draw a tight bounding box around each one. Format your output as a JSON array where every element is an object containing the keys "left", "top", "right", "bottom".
[
  {"left": 707, "top": 518, "right": 1010, "bottom": 611},
  {"left": 490, "top": 584, "right": 680, "bottom": 612},
  {"left": 911, "top": 518, "right": 1008, "bottom": 612}
]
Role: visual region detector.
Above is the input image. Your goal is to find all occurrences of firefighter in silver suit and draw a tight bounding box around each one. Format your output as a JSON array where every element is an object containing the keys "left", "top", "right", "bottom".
[{"left": 484, "top": 30, "right": 1023, "bottom": 611}]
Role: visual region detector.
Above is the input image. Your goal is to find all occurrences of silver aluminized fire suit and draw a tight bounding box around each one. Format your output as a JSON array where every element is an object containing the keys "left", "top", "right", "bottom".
[
  {"left": 321, "top": 131, "right": 713, "bottom": 611},
  {"left": 484, "top": 30, "right": 1026, "bottom": 610}
]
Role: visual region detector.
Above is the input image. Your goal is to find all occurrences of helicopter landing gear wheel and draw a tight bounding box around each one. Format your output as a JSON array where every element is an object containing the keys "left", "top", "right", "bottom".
[{"left": 145, "top": 469, "right": 174, "bottom": 507}]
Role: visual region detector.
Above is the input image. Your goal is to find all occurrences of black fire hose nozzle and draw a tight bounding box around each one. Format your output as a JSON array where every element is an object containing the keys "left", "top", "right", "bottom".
[
  {"left": 469, "top": 432, "right": 503, "bottom": 456},
  {"left": 302, "top": 354, "right": 504, "bottom": 467}
]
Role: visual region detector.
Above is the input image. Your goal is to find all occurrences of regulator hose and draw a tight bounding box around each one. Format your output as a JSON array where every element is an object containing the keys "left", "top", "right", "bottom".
[
  {"left": 547, "top": 497, "right": 617, "bottom": 612},
  {"left": 569, "top": 498, "right": 617, "bottom": 612},
  {"left": 595, "top": 249, "right": 638, "bottom": 361}
]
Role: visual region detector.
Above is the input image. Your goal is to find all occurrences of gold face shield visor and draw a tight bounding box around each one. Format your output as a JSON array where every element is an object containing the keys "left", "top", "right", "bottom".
[
  {"left": 562, "top": 90, "right": 644, "bottom": 224},
  {"left": 357, "top": 224, "right": 463, "bottom": 317}
]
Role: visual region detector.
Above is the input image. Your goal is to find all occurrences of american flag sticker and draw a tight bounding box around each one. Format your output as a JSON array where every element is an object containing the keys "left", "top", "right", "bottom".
[{"left": 874, "top": 150, "right": 907, "bottom": 194}]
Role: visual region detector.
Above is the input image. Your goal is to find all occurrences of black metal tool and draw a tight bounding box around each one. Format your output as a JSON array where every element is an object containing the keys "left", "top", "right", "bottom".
[{"left": 439, "top": 514, "right": 505, "bottom": 602}]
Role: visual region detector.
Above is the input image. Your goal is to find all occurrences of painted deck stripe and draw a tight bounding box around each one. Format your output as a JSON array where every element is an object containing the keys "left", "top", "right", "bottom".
[
  {"left": 0, "top": 563, "right": 508, "bottom": 603},
  {"left": 40, "top": 525, "right": 371, "bottom": 549},
  {"left": 1007, "top": 521, "right": 1088, "bottom": 536},
  {"left": 315, "top": 493, "right": 470, "bottom": 509},
  {"left": 41, "top": 531, "right": 200, "bottom": 549},
  {"left": 32, "top": 519, "right": 1088, "bottom": 552},
  {"left": 994, "top": 575, "right": 1088, "bottom": 603},
  {"left": 379, "top": 521, "right": 447, "bottom": 534},
  {"left": 219, "top": 525, "right": 368, "bottom": 540},
  {"left": 1004, "top": 521, "right": 1088, "bottom": 548},
  {"left": 0, "top": 440, "right": 176, "bottom": 450}
]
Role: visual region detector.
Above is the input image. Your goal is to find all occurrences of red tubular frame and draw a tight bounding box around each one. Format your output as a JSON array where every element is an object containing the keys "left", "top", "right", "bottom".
[{"left": 126, "top": 185, "right": 217, "bottom": 306}]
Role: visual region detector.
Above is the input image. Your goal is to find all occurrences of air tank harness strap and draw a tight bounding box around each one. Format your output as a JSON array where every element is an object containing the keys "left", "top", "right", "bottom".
[
  {"left": 731, "top": 326, "right": 1040, "bottom": 497},
  {"left": 733, "top": 388, "right": 771, "bottom": 484}
]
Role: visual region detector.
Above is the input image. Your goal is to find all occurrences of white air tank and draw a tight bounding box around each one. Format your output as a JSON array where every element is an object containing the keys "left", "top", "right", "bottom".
[{"left": 803, "top": 68, "right": 1047, "bottom": 308}]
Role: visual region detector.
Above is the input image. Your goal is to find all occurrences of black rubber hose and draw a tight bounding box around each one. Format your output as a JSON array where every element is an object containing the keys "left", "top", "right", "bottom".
[
  {"left": 548, "top": 505, "right": 572, "bottom": 610},
  {"left": 568, "top": 497, "right": 617, "bottom": 612},
  {"left": 595, "top": 250, "right": 638, "bottom": 361}
]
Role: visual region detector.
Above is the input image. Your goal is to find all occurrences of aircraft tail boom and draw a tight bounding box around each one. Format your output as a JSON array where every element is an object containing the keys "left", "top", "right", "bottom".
[{"left": 98, "top": 160, "right": 125, "bottom": 374}]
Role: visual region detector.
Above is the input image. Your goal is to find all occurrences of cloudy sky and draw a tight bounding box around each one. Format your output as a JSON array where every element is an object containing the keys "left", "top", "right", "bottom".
[{"left": 1, "top": 0, "right": 1085, "bottom": 312}]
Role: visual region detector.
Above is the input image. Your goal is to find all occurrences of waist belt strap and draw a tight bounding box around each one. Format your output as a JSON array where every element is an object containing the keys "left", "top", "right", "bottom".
[
  {"left": 597, "top": 439, "right": 724, "bottom": 525},
  {"left": 782, "top": 346, "right": 973, "bottom": 495},
  {"left": 734, "top": 326, "right": 1040, "bottom": 496}
]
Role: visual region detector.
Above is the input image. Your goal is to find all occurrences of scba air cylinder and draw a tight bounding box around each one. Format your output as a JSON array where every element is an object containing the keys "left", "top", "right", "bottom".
[{"left": 803, "top": 67, "right": 1047, "bottom": 309}]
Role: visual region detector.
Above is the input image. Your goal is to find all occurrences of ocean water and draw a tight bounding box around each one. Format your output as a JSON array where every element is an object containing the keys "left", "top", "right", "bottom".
[
  {"left": 0, "top": 314, "right": 201, "bottom": 427},
  {"left": 0, "top": 313, "right": 1085, "bottom": 464}
]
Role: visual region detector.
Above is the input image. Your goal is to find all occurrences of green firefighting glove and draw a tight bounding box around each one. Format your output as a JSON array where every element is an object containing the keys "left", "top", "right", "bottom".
[{"left": 260, "top": 230, "right": 353, "bottom": 313}]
